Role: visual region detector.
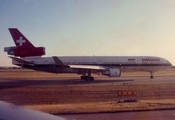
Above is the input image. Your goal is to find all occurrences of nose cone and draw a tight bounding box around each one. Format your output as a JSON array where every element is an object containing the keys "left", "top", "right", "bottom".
[
  {"left": 159, "top": 57, "right": 172, "bottom": 66},
  {"left": 166, "top": 59, "right": 172, "bottom": 66},
  {"left": 165, "top": 60, "right": 172, "bottom": 66}
]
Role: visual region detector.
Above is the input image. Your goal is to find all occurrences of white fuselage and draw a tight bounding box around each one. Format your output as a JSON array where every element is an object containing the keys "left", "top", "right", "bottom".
[
  {"left": 12, "top": 56, "right": 172, "bottom": 70},
  {"left": 11, "top": 56, "right": 172, "bottom": 80}
]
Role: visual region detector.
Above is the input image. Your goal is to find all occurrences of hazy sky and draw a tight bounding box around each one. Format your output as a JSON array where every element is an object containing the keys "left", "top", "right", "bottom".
[{"left": 1, "top": 0, "right": 175, "bottom": 66}]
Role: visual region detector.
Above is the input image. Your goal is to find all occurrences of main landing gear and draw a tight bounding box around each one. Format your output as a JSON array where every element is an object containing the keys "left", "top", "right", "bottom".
[
  {"left": 80, "top": 70, "right": 94, "bottom": 81},
  {"left": 150, "top": 72, "right": 154, "bottom": 79},
  {"left": 81, "top": 76, "right": 94, "bottom": 81}
]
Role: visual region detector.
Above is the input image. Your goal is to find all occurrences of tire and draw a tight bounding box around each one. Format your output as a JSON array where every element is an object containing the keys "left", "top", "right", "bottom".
[
  {"left": 150, "top": 76, "right": 154, "bottom": 79},
  {"left": 89, "top": 77, "right": 94, "bottom": 81}
]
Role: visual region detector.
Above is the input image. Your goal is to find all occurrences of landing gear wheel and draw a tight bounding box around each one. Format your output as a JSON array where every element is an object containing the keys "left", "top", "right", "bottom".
[
  {"left": 150, "top": 76, "right": 154, "bottom": 79},
  {"left": 150, "top": 71, "right": 154, "bottom": 79},
  {"left": 81, "top": 76, "right": 85, "bottom": 80},
  {"left": 85, "top": 76, "right": 90, "bottom": 81},
  {"left": 89, "top": 76, "right": 94, "bottom": 81},
  {"left": 80, "top": 76, "right": 94, "bottom": 81}
]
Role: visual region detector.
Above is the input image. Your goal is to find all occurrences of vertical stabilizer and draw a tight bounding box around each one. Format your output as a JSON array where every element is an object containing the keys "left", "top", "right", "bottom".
[
  {"left": 5, "top": 28, "right": 45, "bottom": 57},
  {"left": 9, "top": 28, "right": 35, "bottom": 48}
]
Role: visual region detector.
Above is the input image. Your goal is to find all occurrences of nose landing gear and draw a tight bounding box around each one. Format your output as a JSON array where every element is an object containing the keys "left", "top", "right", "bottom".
[{"left": 150, "top": 72, "right": 154, "bottom": 79}]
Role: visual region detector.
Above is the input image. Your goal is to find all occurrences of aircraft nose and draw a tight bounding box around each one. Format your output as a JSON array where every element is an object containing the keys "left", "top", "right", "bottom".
[{"left": 167, "top": 60, "right": 172, "bottom": 66}]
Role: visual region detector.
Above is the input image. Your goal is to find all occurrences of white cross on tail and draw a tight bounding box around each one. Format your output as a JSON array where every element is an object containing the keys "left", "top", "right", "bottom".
[{"left": 17, "top": 37, "right": 26, "bottom": 46}]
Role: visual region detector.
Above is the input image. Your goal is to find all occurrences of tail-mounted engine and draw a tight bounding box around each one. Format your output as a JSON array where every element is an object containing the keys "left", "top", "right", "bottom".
[{"left": 4, "top": 46, "right": 45, "bottom": 57}]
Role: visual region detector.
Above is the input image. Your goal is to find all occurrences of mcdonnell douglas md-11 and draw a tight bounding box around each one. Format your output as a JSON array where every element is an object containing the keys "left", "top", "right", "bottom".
[{"left": 4, "top": 28, "right": 172, "bottom": 81}]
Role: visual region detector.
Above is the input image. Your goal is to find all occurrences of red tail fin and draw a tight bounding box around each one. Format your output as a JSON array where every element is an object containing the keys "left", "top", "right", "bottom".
[
  {"left": 9, "top": 28, "right": 35, "bottom": 48},
  {"left": 5, "top": 28, "right": 45, "bottom": 57}
]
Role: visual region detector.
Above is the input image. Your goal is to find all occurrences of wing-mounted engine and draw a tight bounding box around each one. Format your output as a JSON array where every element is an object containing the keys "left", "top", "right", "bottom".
[
  {"left": 4, "top": 46, "right": 45, "bottom": 57},
  {"left": 102, "top": 68, "right": 121, "bottom": 77}
]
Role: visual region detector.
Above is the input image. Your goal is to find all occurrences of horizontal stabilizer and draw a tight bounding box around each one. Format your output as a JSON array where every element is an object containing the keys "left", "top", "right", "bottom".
[{"left": 9, "top": 56, "right": 35, "bottom": 66}]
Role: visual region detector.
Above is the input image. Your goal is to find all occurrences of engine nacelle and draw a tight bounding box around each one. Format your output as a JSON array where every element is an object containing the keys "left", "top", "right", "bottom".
[
  {"left": 14, "top": 47, "right": 45, "bottom": 57},
  {"left": 102, "top": 68, "right": 121, "bottom": 77},
  {"left": 4, "top": 46, "right": 17, "bottom": 55}
]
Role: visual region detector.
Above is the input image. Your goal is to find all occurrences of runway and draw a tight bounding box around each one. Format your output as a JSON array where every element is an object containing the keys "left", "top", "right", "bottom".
[
  {"left": 0, "top": 76, "right": 175, "bottom": 89},
  {"left": 0, "top": 70, "right": 175, "bottom": 115},
  {"left": 60, "top": 110, "right": 175, "bottom": 120}
]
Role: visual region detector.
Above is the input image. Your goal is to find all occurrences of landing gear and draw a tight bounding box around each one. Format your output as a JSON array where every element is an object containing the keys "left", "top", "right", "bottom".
[
  {"left": 89, "top": 76, "right": 94, "bottom": 81},
  {"left": 80, "top": 70, "right": 94, "bottom": 81},
  {"left": 150, "top": 72, "right": 154, "bottom": 79},
  {"left": 150, "top": 75, "right": 154, "bottom": 79},
  {"left": 80, "top": 76, "right": 94, "bottom": 81}
]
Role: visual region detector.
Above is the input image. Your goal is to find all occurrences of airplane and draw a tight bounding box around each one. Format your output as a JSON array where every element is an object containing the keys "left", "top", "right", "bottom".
[
  {"left": 0, "top": 101, "right": 69, "bottom": 120},
  {"left": 4, "top": 28, "right": 172, "bottom": 81}
]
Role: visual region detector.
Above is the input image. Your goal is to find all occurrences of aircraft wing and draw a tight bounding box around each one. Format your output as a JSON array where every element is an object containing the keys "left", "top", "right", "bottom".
[
  {"left": 69, "top": 65, "right": 106, "bottom": 70},
  {"left": 0, "top": 101, "right": 68, "bottom": 120},
  {"left": 53, "top": 56, "right": 106, "bottom": 70},
  {"left": 9, "top": 56, "right": 35, "bottom": 66}
]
